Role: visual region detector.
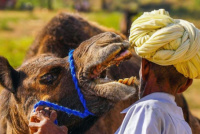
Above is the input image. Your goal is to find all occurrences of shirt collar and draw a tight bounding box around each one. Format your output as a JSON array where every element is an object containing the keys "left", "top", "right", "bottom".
[{"left": 121, "top": 92, "right": 176, "bottom": 114}]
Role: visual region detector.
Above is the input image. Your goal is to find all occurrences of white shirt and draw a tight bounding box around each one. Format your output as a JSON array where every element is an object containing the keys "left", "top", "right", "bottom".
[{"left": 115, "top": 92, "right": 192, "bottom": 134}]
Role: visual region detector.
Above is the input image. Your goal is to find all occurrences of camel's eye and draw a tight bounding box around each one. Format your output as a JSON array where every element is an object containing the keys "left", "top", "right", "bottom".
[{"left": 39, "top": 67, "right": 62, "bottom": 85}]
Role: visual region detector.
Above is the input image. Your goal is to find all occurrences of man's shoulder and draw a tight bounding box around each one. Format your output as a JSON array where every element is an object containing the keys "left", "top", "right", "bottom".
[
  {"left": 122, "top": 93, "right": 178, "bottom": 114},
  {"left": 122, "top": 99, "right": 164, "bottom": 117},
  {"left": 135, "top": 99, "right": 163, "bottom": 110},
  {"left": 135, "top": 92, "right": 176, "bottom": 111}
]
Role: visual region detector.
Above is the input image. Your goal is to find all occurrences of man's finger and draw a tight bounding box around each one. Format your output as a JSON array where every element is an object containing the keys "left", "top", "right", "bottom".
[
  {"left": 37, "top": 111, "right": 47, "bottom": 120},
  {"left": 30, "top": 111, "right": 46, "bottom": 121},
  {"left": 29, "top": 122, "right": 41, "bottom": 128},
  {"left": 30, "top": 110, "right": 42, "bottom": 123},
  {"left": 34, "top": 128, "right": 42, "bottom": 134},
  {"left": 29, "top": 126, "right": 38, "bottom": 134},
  {"left": 36, "top": 107, "right": 52, "bottom": 118},
  {"left": 49, "top": 110, "right": 57, "bottom": 122},
  {"left": 35, "top": 106, "right": 45, "bottom": 112},
  {"left": 39, "top": 110, "right": 45, "bottom": 116},
  {"left": 60, "top": 126, "right": 68, "bottom": 134},
  {"left": 30, "top": 114, "right": 41, "bottom": 123},
  {"left": 43, "top": 107, "right": 51, "bottom": 117},
  {"left": 30, "top": 110, "right": 36, "bottom": 122}
]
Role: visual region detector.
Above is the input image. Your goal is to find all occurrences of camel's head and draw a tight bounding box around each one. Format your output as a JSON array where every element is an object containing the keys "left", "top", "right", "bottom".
[
  {"left": 73, "top": 32, "right": 135, "bottom": 101},
  {"left": 0, "top": 32, "right": 137, "bottom": 131}
]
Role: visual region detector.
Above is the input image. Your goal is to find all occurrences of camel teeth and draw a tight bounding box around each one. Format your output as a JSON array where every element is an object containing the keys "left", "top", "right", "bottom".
[
  {"left": 123, "top": 78, "right": 129, "bottom": 84},
  {"left": 127, "top": 76, "right": 134, "bottom": 85},
  {"left": 118, "top": 76, "right": 137, "bottom": 86},
  {"left": 118, "top": 79, "right": 123, "bottom": 83}
]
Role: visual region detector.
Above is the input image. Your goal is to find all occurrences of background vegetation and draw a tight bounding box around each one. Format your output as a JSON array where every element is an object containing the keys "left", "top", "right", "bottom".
[{"left": 0, "top": 0, "right": 200, "bottom": 118}]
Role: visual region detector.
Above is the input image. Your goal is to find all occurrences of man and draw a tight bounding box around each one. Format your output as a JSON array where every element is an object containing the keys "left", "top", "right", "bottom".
[
  {"left": 115, "top": 59, "right": 193, "bottom": 134},
  {"left": 115, "top": 9, "right": 200, "bottom": 134},
  {"left": 115, "top": 9, "right": 198, "bottom": 134},
  {"left": 29, "top": 9, "right": 199, "bottom": 134}
]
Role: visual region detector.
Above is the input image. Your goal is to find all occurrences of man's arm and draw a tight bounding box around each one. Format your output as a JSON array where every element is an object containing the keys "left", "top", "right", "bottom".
[{"left": 29, "top": 106, "right": 68, "bottom": 134}]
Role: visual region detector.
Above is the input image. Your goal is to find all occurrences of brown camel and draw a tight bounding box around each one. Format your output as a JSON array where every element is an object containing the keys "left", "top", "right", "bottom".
[
  {"left": 0, "top": 32, "right": 138, "bottom": 134},
  {"left": 25, "top": 12, "right": 125, "bottom": 61},
  {"left": 25, "top": 12, "right": 200, "bottom": 134}
]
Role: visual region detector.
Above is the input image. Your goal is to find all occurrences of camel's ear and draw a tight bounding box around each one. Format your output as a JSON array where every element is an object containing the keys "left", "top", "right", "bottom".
[{"left": 0, "top": 56, "right": 19, "bottom": 93}]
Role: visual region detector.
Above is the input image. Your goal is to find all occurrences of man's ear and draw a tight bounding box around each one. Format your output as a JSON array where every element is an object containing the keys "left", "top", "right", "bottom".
[
  {"left": 141, "top": 58, "right": 150, "bottom": 81},
  {"left": 0, "top": 56, "right": 19, "bottom": 93},
  {"left": 178, "top": 79, "right": 193, "bottom": 93}
]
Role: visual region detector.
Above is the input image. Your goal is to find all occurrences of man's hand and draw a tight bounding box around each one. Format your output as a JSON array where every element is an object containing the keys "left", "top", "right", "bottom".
[{"left": 29, "top": 106, "right": 68, "bottom": 134}]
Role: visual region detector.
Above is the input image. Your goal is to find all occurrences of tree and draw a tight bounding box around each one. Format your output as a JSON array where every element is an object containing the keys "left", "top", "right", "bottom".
[{"left": 47, "top": 0, "right": 53, "bottom": 10}]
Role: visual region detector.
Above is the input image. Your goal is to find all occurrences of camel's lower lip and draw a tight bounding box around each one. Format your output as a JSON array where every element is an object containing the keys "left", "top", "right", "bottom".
[{"left": 94, "top": 77, "right": 113, "bottom": 84}]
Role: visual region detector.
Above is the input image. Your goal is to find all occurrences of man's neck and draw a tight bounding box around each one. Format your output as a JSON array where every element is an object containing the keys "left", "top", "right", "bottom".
[{"left": 142, "top": 77, "right": 176, "bottom": 97}]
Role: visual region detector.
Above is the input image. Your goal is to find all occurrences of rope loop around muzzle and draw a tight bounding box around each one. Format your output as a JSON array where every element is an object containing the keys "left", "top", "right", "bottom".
[{"left": 33, "top": 49, "right": 94, "bottom": 124}]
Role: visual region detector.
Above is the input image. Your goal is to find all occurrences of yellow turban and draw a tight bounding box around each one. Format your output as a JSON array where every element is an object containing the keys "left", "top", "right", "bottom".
[{"left": 129, "top": 9, "right": 200, "bottom": 79}]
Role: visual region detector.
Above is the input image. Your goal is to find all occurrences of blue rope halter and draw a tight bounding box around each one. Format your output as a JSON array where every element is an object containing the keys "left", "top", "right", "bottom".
[{"left": 33, "top": 49, "right": 94, "bottom": 124}]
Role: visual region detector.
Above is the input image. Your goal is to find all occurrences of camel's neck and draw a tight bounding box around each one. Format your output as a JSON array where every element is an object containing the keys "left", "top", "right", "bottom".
[
  {"left": 0, "top": 90, "right": 29, "bottom": 134},
  {"left": 7, "top": 106, "right": 29, "bottom": 134},
  {"left": 69, "top": 116, "right": 99, "bottom": 134}
]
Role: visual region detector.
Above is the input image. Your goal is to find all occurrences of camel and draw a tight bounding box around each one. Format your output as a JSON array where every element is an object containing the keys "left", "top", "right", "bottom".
[
  {"left": 25, "top": 12, "right": 125, "bottom": 61},
  {"left": 25, "top": 12, "right": 200, "bottom": 134},
  {"left": 0, "top": 32, "right": 139, "bottom": 134},
  {"left": 0, "top": 12, "right": 199, "bottom": 134}
]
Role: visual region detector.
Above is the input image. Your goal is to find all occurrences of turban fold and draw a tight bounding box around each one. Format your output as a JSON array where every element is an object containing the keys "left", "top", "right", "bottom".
[{"left": 129, "top": 9, "right": 200, "bottom": 79}]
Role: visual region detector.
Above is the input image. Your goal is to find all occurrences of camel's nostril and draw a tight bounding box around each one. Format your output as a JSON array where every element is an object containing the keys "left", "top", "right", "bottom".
[
  {"left": 110, "top": 33, "right": 122, "bottom": 41},
  {"left": 111, "top": 33, "right": 117, "bottom": 38}
]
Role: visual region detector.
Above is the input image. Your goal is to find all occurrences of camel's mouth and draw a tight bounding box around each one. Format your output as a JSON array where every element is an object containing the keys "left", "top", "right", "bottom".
[{"left": 88, "top": 47, "right": 135, "bottom": 85}]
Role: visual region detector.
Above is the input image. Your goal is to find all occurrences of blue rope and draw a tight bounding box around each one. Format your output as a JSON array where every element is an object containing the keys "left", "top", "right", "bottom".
[{"left": 33, "top": 49, "right": 94, "bottom": 124}]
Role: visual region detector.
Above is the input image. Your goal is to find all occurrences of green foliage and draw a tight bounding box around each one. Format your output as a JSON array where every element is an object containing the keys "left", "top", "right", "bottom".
[
  {"left": 0, "top": 37, "right": 33, "bottom": 68},
  {"left": 15, "top": 0, "right": 69, "bottom": 9},
  {"left": 0, "top": 12, "right": 38, "bottom": 32},
  {"left": 0, "top": 20, "right": 13, "bottom": 31},
  {"left": 0, "top": 17, "right": 19, "bottom": 31},
  {"left": 84, "top": 11, "right": 123, "bottom": 30},
  {"left": 16, "top": 0, "right": 41, "bottom": 8},
  {"left": 195, "top": 0, "right": 200, "bottom": 5}
]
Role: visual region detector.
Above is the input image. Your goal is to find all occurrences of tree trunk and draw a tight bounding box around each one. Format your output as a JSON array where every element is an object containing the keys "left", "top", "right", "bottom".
[
  {"left": 47, "top": 0, "right": 53, "bottom": 10},
  {"left": 121, "top": 10, "right": 138, "bottom": 37},
  {"left": 101, "top": 0, "right": 107, "bottom": 10}
]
